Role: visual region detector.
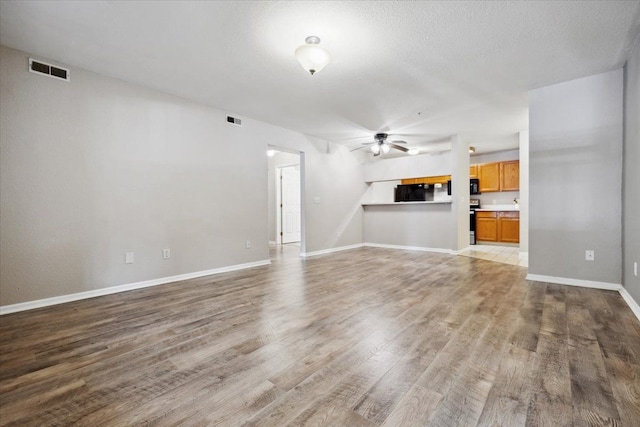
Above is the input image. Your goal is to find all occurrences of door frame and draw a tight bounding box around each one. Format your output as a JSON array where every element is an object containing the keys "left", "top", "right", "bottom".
[{"left": 270, "top": 147, "right": 305, "bottom": 253}]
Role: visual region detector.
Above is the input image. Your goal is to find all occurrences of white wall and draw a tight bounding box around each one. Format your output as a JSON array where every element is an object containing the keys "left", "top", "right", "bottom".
[
  {"left": 364, "top": 204, "right": 454, "bottom": 250},
  {"left": 272, "top": 138, "right": 367, "bottom": 254},
  {"left": 361, "top": 147, "right": 463, "bottom": 251},
  {"left": 529, "top": 69, "right": 623, "bottom": 285},
  {"left": 363, "top": 151, "right": 452, "bottom": 182},
  {"left": 0, "top": 45, "right": 365, "bottom": 306},
  {"left": 623, "top": 38, "right": 640, "bottom": 303},
  {"left": 519, "top": 131, "right": 530, "bottom": 254}
]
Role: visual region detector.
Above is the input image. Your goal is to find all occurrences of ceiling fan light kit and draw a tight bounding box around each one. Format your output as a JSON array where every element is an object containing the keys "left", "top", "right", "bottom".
[
  {"left": 295, "top": 36, "right": 331, "bottom": 75},
  {"left": 355, "top": 133, "right": 413, "bottom": 157}
]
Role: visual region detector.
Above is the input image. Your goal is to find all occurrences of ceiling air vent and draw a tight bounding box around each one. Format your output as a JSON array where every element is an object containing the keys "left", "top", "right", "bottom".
[
  {"left": 226, "top": 115, "right": 242, "bottom": 126},
  {"left": 29, "top": 58, "right": 70, "bottom": 82}
]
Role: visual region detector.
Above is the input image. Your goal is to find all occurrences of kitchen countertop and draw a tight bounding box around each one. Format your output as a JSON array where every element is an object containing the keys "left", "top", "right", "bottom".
[
  {"left": 475, "top": 205, "right": 519, "bottom": 212},
  {"left": 362, "top": 200, "right": 453, "bottom": 206}
]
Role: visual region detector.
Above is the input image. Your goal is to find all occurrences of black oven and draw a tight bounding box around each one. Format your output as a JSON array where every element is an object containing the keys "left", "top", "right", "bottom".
[{"left": 470, "top": 199, "right": 480, "bottom": 245}]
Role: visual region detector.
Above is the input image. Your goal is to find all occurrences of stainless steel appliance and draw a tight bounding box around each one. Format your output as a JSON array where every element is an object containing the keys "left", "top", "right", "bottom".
[{"left": 470, "top": 199, "right": 480, "bottom": 245}]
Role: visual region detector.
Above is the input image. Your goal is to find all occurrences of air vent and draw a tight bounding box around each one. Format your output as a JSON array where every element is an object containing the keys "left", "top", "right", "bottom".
[
  {"left": 226, "top": 115, "right": 242, "bottom": 126},
  {"left": 29, "top": 58, "right": 70, "bottom": 82}
]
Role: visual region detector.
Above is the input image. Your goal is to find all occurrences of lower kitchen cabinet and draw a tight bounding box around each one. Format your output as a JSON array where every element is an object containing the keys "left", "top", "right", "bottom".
[
  {"left": 476, "top": 211, "right": 497, "bottom": 241},
  {"left": 498, "top": 211, "right": 520, "bottom": 243},
  {"left": 476, "top": 211, "right": 519, "bottom": 243}
]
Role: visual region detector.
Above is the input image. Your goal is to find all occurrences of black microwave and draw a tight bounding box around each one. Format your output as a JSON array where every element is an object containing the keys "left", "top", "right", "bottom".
[
  {"left": 470, "top": 178, "right": 481, "bottom": 195},
  {"left": 447, "top": 179, "right": 481, "bottom": 195},
  {"left": 395, "top": 184, "right": 427, "bottom": 202}
]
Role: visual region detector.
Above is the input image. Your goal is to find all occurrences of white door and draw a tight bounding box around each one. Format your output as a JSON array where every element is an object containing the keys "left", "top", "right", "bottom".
[{"left": 280, "top": 165, "right": 301, "bottom": 243}]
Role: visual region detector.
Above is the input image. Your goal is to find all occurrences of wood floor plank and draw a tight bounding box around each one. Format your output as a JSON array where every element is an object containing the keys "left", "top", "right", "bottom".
[
  {"left": 526, "top": 331, "right": 573, "bottom": 427},
  {"left": 476, "top": 346, "right": 537, "bottom": 427},
  {"left": 0, "top": 246, "right": 638, "bottom": 426}
]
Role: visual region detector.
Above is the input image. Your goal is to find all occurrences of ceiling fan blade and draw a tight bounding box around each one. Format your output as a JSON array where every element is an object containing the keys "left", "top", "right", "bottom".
[
  {"left": 390, "top": 140, "right": 407, "bottom": 144},
  {"left": 361, "top": 142, "right": 375, "bottom": 145},
  {"left": 389, "top": 143, "right": 409, "bottom": 152},
  {"left": 350, "top": 146, "right": 368, "bottom": 152}
]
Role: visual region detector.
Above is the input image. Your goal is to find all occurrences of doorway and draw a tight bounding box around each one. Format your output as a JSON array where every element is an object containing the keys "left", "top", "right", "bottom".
[
  {"left": 267, "top": 148, "right": 302, "bottom": 249},
  {"left": 278, "top": 164, "right": 301, "bottom": 244}
]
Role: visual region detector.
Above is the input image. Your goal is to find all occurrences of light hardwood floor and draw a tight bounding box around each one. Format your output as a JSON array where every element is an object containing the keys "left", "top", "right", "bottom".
[{"left": 1, "top": 246, "right": 639, "bottom": 426}]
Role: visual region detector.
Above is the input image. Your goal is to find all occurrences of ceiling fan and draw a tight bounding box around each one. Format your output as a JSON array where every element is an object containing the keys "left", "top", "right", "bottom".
[{"left": 351, "top": 133, "right": 415, "bottom": 157}]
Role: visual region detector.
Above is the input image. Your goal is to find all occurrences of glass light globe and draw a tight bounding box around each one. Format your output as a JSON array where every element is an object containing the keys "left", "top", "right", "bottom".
[{"left": 295, "top": 36, "right": 331, "bottom": 75}]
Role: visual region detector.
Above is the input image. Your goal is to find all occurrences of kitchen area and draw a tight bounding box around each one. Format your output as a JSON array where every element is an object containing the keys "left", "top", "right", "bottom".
[
  {"left": 465, "top": 150, "right": 526, "bottom": 266},
  {"left": 361, "top": 146, "right": 527, "bottom": 267}
]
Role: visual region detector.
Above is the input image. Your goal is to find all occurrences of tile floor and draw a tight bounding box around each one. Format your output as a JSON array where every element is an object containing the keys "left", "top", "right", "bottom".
[{"left": 458, "top": 244, "right": 528, "bottom": 267}]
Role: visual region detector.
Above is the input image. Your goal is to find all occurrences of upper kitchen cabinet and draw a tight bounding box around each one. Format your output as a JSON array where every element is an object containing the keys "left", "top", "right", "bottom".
[
  {"left": 475, "top": 160, "right": 520, "bottom": 192},
  {"left": 401, "top": 175, "right": 451, "bottom": 185},
  {"left": 469, "top": 165, "right": 478, "bottom": 178},
  {"left": 478, "top": 162, "right": 501, "bottom": 192},
  {"left": 500, "top": 160, "right": 520, "bottom": 191}
]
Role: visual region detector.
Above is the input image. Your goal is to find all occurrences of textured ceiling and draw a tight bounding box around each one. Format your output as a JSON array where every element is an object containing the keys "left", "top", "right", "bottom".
[{"left": 1, "top": 1, "right": 639, "bottom": 155}]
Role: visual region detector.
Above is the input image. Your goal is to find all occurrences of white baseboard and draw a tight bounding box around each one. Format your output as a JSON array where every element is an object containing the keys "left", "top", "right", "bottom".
[
  {"left": 619, "top": 286, "right": 640, "bottom": 322},
  {"left": 300, "top": 243, "right": 365, "bottom": 258},
  {"left": 364, "top": 242, "right": 457, "bottom": 255},
  {"left": 526, "top": 273, "right": 640, "bottom": 323},
  {"left": 525, "top": 274, "right": 621, "bottom": 291},
  {"left": 0, "top": 259, "right": 271, "bottom": 315}
]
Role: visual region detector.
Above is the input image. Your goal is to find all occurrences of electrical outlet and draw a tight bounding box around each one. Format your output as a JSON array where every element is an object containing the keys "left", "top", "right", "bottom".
[
  {"left": 246, "top": 240, "right": 251, "bottom": 249},
  {"left": 585, "top": 250, "right": 595, "bottom": 261},
  {"left": 125, "top": 252, "right": 134, "bottom": 264},
  {"left": 163, "top": 248, "right": 170, "bottom": 259}
]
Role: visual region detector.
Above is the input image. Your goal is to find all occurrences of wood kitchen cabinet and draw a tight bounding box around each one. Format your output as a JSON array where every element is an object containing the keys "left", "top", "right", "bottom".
[
  {"left": 476, "top": 211, "right": 520, "bottom": 243},
  {"left": 478, "top": 162, "right": 500, "bottom": 192},
  {"left": 500, "top": 161, "right": 519, "bottom": 191},
  {"left": 476, "top": 211, "right": 498, "bottom": 241},
  {"left": 474, "top": 160, "right": 520, "bottom": 192},
  {"left": 498, "top": 211, "right": 520, "bottom": 242},
  {"left": 401, "top": 175, "right": 451, "bottom": 185},
  {"left": 469, "top": 165, "right": 478, "bottom": 178}
]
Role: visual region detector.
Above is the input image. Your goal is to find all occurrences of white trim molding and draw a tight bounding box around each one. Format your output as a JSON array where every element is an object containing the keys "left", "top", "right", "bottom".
[
  {"left": 526, "top": 273, "right": 640, "bottom": 323},
  {"left": 619, "top": 287, "right": 640, "bottom": 322},
  {"left": 0, "top": 259, "right": 271, "bottom": 315},
  {"left": 526, "top": 274, "right": 621, "bottom": 291},
  {"left": 365, "top": 242, "right": 458, "bottom": 255},
  {"left": 300, "top": 243, "right": 365, "bottom": 258}
]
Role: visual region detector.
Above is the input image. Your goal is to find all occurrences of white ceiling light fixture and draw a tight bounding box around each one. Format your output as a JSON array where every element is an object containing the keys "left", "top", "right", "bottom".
[
  {"left": 370, "top": 144, "right": 381, "bottom": 155},
  {"left": 294, "top": 36, "right": 331, "bottom": 75},
  {"left": 469, "top": 146, "right": 476, "bottom": 153},
  {"left": 381, "top": 143, "right": 390, "bottom": 154}
]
